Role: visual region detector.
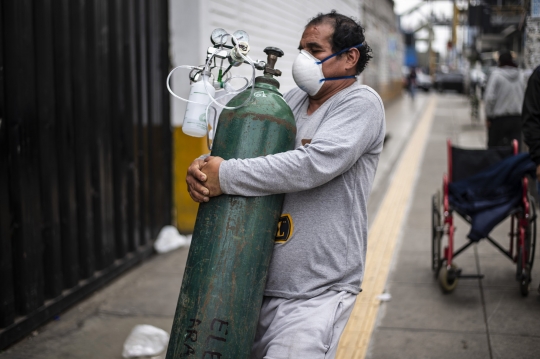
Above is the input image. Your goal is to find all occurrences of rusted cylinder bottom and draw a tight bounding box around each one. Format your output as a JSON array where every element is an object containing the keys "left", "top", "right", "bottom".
[{"left": 166, "top": 193, "right": 283, "bottom": 359}]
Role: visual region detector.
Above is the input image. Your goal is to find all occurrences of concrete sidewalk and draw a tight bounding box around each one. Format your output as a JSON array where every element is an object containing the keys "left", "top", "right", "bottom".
[
  {"left": 0, "top": 246, "right": 189, "bottom": 358},
  {"left": 368, "top": 93, "right": 540, "bottom": 359}
]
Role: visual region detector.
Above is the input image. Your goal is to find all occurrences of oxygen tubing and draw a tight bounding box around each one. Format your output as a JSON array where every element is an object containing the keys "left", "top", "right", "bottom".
[
  {"left": 202, "top": 33, "right": 256, "bottom": 111},
  {"left": 166, "top": 32, "right": 256, "bottom": 110}
]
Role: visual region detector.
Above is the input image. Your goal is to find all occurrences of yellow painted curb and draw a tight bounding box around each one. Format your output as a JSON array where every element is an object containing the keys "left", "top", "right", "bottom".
[{"left": 336, "top": 95, "right": 437, "bottom": 359}]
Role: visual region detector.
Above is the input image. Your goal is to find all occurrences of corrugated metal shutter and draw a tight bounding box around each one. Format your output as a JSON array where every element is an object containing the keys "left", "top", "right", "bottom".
[{"left": 202, "top": 0, "right": 361, "bottom": 93}]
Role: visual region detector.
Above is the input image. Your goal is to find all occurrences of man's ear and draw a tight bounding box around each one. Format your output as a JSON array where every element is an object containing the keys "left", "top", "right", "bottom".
[{"left": 345, "top": 48, "right": 360, "bottom": 71}]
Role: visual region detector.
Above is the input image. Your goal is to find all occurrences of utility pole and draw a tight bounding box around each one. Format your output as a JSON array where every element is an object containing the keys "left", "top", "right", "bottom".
[
  {"left": 452, "top": 0, "right": 458, "bottom": 47},
  {"left": 429, "top": 12, "right": 435, "bottom": 76},
  {"left": 452, "top": 0, "right": 459, "bottom": 69}
]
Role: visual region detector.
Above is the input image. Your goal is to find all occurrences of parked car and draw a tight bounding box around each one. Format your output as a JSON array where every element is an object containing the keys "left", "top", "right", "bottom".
[
  {"left": 434, "top": 72, "right": 465, "bottom": 93},
  {"left": 416, "top": 69, "right": 432, "bottom": 92}
]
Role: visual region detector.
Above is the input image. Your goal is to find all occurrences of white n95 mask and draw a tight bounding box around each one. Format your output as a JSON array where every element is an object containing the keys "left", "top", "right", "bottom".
[{"left": 292, "top": 43, "right": 365, "bottom": 96}]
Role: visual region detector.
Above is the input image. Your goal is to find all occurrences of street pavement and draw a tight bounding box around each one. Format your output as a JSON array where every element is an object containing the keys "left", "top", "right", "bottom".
[
  {"left": 2, "top": 91, "right": 540, "bottom": 359},
  {"left": 367, "top": 92, "right": 540, "bottom": 359}
]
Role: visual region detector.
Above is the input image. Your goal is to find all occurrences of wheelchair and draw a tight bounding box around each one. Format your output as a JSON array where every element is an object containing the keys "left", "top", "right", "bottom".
[{"left": 431, "top": 140, "right": 537, "bottom": 296}]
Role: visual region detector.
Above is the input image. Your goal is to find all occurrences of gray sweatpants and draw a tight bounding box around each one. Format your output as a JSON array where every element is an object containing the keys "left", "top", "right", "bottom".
[{"left": 250, "top": 290, "right": 357, "bottom": 359}]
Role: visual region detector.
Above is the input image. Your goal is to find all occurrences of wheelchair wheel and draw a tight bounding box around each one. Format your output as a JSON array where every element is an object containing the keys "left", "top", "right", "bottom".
[
  {"left": 439, "top": 262, "right": 459, "bottom": 293},
  {"left": 432, "top": 191, "right": 442, "bottom": 274},
  {"left": 517, "top": 195, "right": 536, "bottom": 297},
  {"left": 519, "top": 263, "right": 531, "bottom": 297}
]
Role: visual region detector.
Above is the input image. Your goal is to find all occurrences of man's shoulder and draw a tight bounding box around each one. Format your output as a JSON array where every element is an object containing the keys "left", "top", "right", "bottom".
[
  {"left": 352, "top": 84, "right": 384, "bottom": 105},
  {"left": 326, "top": 83, "right": 385, "bottom": 140},
  {"left": 284, "top": 83, "right": 384, "bottom": 116},
  {"left": 335, "top": 83, "right": 384, "bottom": 113}
]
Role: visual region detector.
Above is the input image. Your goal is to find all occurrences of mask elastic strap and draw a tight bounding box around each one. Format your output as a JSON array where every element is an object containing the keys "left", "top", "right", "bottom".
[
  {"left": 319, "top": 75, "right": 356, "bottom": 83},
  {"left": 316, "top": 42, "right": 365, "bottom": 65}
]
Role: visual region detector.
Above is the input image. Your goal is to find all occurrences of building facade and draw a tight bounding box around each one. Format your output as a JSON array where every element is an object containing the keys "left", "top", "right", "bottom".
[
  {"left": 525, "top": 17, "right": 540, "bottom": 69},
  {"left": 361, "top": 0, "right": 404, "bottom": 103}
]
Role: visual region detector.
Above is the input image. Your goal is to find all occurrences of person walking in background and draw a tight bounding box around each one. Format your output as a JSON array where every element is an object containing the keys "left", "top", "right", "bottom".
[
  {"left": 407, "top": 66, "right": 417, "bottom": 100},
  {"left": 484, "top": 50, "right": 526, "bottom": 148}
]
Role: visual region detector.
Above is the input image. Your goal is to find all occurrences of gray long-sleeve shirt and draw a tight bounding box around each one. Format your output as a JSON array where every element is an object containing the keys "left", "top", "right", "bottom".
[
  {"left": 484, "top": 67, "right": 526, "bottom": 118},
  {"left": 219, "top": 82, "right": 385, "bottom": 299}
]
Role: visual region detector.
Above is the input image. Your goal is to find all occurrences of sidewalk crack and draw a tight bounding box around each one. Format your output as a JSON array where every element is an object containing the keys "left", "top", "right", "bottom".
[{"left": 474, "top": 245, "right": 493, "bottom": 359}]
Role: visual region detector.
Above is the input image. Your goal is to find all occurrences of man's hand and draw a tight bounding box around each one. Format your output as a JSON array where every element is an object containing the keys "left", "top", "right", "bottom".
[
  {"left": 202, "top": 156, "right": 224, "bottom": 197},
  {"left": 536, "top": 164, "right": 540, "bottom": 182},
  {"left": 186, "top": 158, "right": 210, "bottom": 203}
]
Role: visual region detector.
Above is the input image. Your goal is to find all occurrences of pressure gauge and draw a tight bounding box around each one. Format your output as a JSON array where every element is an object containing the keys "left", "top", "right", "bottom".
[
  {"left": 210, "top": 28, "right": 228, "bottom": 45},
  {"left": 232, "top": 30, "right": 249, "bottom": 45}
]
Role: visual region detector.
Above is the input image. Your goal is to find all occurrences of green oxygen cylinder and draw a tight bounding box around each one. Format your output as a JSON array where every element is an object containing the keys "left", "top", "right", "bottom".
[{"left": 166, "top": 47, "right": 296, "bottom": 359}]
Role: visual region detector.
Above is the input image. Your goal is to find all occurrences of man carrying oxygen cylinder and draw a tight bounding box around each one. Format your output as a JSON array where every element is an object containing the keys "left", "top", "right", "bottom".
[{"left": 186, "top": 11, "right": 385, "bottom": 358}]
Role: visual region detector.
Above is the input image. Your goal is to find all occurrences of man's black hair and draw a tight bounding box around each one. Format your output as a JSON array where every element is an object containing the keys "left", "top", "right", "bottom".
[{"left": 306, "top": 10, "right": 373, "bottom": 75}]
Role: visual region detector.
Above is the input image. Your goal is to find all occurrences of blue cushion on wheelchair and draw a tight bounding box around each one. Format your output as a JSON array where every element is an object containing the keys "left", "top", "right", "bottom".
[{"left": 449, "top": 153, "right": 536, "bottom": 241}]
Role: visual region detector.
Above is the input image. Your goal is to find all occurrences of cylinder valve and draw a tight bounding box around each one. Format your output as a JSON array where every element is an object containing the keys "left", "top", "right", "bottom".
[{"left": 263, "top": 47, "right": 284, "bottom": 77}]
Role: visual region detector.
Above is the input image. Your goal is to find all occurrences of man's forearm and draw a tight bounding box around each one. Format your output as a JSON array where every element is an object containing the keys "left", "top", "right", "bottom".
[{"left": 219, "top": 142, "right": 360, "bottom": 196}]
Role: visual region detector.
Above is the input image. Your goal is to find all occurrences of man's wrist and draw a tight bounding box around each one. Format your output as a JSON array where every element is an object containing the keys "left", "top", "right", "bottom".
[{"left": 218, "top": 159, "right": 232, "bottom": 194}]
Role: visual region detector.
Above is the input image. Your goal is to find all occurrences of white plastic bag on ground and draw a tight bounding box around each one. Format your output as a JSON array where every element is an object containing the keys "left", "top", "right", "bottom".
[
  {"left": 154, "top": 226, "right": 189, "bottom": 254},
  {"left": 376, "top": 293, "right": 392, "bottom": 302},
  {"left": 122, "top": 324, "right": 169, "bottom": 358}
]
